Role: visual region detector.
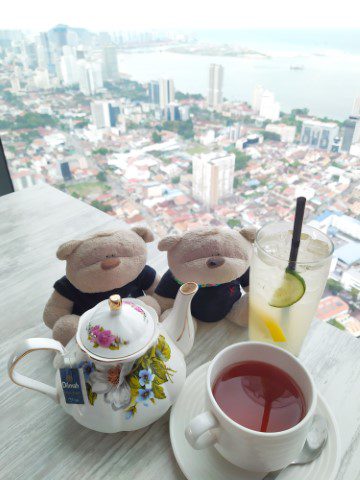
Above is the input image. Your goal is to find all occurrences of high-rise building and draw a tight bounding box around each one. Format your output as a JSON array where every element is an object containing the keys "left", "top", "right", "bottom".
[
  {"left": 192, "top": 151, "right": 235, "bottom": 208},
  {"left": 11, "top": 77, "right": 21, "bottom": 92},
  {"left": 109, "top": 104, "right": 120, "bottom": 126},
  {"left": 179, "top": 105, "right": 190, "bottom": 121},
  {"left": 252, "top": 85, "right": 264, "bottom": 112},
  {"left": 259, "top": 90, "right": 280, "bottom": 121},
  {"left": 208, "top": 64, "right": 224, "bottom": 111},
  {"left": 10, "top": 66, "right": 21, "bottom": 93},
  {"left": 60, "top": 161, "right": 72, "bottom": 181},
  {"left": 33, "top": 68, "right": 51, "bottom": 89},
  {"left": 341, "top": 116, "right": 360, "bottom": 152},
  {"left": 91, "top": 101, "right": 111, "bottom": 128},
  {"left": 351, "top": 96, "right": 360, "bottom": 116},
  {"left": 227, "top": 123, "right": 242, "bottom": 142},
  {"left": 252, "top": 86, "right": 280, "bottom": 121},
  {"left": 91, "top": 100, "right": 120, "bottom": 128},
  {"left": 101, "top": 45, "right": 119, "bottom": 81},
  {"left": 149, "top": 80, "right": 160, "bottom": 105},
  {"left": 164, "top": 102, "right": 181, "bottom": 121},
  {"left": 300, "top": 119, "right": 339, "bottom": 151},
  {"left": 159, "top": 78, "right": 175, "bottom": 109},
  {"left": 60, "top": 46, "right": 79, "bottom": 85},
  {"left": 37, "top": 33, "right": 55, "bottom": 75},
  {"left": 23, "top": 42, "right": 38, "bottom": 70},
  {"left": 49, "top": 24, "right": 68, "bottom": 55},
  {"left": 78, "top": 61, "right": 103, "bottom": 95}
]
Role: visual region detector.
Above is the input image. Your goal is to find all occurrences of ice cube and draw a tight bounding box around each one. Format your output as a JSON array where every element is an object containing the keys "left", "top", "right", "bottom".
[{"left": 307, "top": 238, "right": 330, "bottom": 258}]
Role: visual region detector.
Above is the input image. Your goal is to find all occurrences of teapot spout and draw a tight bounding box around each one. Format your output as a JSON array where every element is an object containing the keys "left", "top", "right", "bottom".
[{"left": 162, "top": 282, "right": 198, "bottom": 356}]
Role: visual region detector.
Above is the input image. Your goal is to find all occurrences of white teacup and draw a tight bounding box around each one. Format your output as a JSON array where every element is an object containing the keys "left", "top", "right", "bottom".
[{"left": 185, "top": 342, "right": 317, "bottom": 473}]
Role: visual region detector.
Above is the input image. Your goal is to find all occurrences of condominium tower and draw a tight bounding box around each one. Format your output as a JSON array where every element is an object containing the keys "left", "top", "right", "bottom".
[
  {"left": 192, "top": 151, "right": 235, "bottom": 208},
  {"left": 208, "top": 64, "right": 224, "bottom": 111}
]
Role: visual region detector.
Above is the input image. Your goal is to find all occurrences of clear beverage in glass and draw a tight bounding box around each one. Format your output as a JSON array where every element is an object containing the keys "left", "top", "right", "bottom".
[{"left": 249, "top": 222, "right": 334, "bottom": 356}]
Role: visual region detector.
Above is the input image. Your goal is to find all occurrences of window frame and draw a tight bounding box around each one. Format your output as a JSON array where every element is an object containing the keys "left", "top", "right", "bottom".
[{"left": 0, "top": 138, "right": 14, "bottom": 196}]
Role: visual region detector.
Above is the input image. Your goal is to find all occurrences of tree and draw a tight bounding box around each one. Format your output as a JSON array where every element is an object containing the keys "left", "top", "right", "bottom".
[
  {"left": 351, "top": 288, "right": 359, "bottom": 301},
  {"left": 162, "top": 119, "right": 194, "bottom": 140},
  {"left": 326, "top": 279, "right": 342, "bottom": 295},
  {"left": 0, "top": 112, "right": 58, "bottom": 130},
  {"left": 291, "top": 108, "right": 309, "bottom": 116},
  {"left": 233, "top": 177, "right": 242, "bottom": 188},
  {"left": 152, "top": 131, "right": 162, "bottom": 143},
  {"left": 227, "top": 218, "right": 241, "bottom": 228},
  {"left": 261, "top": 131, "right": 281, "bottom": 142},
  {"left": 187, "top": 164, "right": 193, "bottom": 174},
  {"left": 93, "top": 148, "right": 110, "bottom": 156},
  {"left": 233, "top": 150, "right": 251, "bottom": 171},
  {"left": 175, "top": 91, "right": 204, "bottom": 101},
  {"left": 74, "top": 120, "right": 90, "bottom": 129},
  {"left": 96, "top": 171, "right": 107, "bottom": 182},
  {"left": 171, "top": 176, "right": 180, "bottom": 184},
  {"left": 91, "top": 200, "right": 113, "bottom": 212}
]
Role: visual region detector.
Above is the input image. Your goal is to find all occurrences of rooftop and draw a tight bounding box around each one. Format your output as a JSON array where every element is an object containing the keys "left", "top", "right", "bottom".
[
  {"left": 334, "top": 242, "right": 360, "bottom": 265},
  {"left": 316, "top": 295, "right": 349, "bottom": 322}
]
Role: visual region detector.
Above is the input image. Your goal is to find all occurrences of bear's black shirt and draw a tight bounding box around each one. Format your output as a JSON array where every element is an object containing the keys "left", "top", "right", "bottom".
[
  {"left": 53, "top": 265, "right": 156, "bottom": 316},
  {"left": 155, "top": 268, "right": 250, "bottom": 323}
]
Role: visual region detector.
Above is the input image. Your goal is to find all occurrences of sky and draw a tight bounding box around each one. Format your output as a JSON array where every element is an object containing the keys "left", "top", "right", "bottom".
[{"left": 2, "top": 0, "right": 360, "bottom": 31}]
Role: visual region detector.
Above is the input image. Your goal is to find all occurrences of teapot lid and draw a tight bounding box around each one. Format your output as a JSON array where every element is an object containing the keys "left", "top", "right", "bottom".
[{"left": 76, "top": 295, "right": 157, "bottom": 362}]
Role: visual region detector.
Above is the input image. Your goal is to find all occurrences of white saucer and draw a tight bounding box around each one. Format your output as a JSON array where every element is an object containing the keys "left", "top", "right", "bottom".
[{"left": 170, "top": 362, "right": 340, "bottom": 480}]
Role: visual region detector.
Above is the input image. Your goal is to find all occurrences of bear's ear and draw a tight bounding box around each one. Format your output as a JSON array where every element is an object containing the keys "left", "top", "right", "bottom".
[
  {"left": 56, "top": 239, "right": 83, "bottom": 260},
  {"left": 158, "top": 235, "right": 182, "bottom": 251},
  {"left": 132, "top": 226, "right": 154, "bottom": 243},
  {"left": 238, "top": 226, "right": 257, "bottom": 243}
]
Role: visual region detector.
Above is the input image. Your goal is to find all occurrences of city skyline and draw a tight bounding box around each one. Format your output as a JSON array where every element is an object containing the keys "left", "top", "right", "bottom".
[{"left": 0, "top": 24, "right": 359, "bottom": 337}]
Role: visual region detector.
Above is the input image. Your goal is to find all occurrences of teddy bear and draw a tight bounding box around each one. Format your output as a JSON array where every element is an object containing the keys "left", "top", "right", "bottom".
[
  {"left": 153, "top": 226, "right": 256, "bottom": 327},
  {"left": 43, "top": 227, "right": 160, "bottom": 346}
]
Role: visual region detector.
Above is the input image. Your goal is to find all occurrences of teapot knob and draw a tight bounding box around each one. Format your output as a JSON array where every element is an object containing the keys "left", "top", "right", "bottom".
[{"left": 109, "top": 294, "right": 122, "bottom": 312}]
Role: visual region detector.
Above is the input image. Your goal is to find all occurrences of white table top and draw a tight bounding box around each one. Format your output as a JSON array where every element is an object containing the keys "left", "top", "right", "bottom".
[{"left": 0, "top": 185, "right": 359, "bottom": 480}]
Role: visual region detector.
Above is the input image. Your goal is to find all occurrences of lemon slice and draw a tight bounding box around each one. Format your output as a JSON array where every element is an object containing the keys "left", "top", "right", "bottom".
[{"left": 263, "top": 318, "right": 287, "bottom": 342}]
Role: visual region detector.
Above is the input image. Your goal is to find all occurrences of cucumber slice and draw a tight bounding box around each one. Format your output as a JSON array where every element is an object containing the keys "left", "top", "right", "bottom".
[{"left": 269, "top": 268, "right": 306, "bottom": 308}]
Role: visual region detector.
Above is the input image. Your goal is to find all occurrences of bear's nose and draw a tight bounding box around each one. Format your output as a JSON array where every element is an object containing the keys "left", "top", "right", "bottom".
[
  {"left": 101, "top": 258, "right": 120, "bottom": 270},
  {"left": 206, "top": 257, "right": 225, "bottom": 269}
]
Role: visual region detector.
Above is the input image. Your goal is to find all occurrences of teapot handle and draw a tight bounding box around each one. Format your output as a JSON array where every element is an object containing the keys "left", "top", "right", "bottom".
[{"left": 8, "top": 338, "right": 66, "bottom": 403}]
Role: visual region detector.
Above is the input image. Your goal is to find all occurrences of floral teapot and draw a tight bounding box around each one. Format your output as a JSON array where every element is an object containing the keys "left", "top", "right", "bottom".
[{"left": 8, "top": 282, "right": 198, "bottom": 433}]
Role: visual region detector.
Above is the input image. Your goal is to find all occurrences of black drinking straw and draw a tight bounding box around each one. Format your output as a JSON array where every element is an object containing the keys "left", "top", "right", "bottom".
[{"left": 287, "top": 197, "right": 306, "bottom": 272}]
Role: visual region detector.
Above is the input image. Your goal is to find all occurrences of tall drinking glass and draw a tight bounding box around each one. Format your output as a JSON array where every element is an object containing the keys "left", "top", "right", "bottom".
[{"left": 249, "top": 222, "right": 334, "bottom": 356}]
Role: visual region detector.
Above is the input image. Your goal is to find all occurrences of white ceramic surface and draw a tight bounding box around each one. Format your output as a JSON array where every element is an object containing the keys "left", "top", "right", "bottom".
[
  {"left": 185, "top": 342, "right": 317, "bottom": 472},
  {"left": 77, "top": 296, "right": 156, "bottom": 361},
  {"left": 7, "top": 290, "right": 198, "bottom": 433},
  {"left": 170, "top": 362, "right": 341, "bottom": 480}
]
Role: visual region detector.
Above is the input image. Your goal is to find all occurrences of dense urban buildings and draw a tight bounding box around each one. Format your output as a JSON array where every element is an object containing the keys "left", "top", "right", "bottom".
[{"left": 0, "top": 26, "right": 359, "bottom": 337}]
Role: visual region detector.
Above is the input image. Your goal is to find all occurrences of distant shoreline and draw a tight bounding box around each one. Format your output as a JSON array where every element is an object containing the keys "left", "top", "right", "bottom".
[{"left": 166, "top": 44, "right": 268, "bottom": 59}]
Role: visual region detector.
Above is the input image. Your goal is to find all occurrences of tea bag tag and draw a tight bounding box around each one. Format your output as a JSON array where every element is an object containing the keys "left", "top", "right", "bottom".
[{"left": 59, "top": 367, "right": 85, "bottom": 404}]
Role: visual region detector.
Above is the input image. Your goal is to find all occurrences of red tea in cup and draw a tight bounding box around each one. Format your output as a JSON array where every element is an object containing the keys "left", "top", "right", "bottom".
[{"left": 212, "top": 361, "right": 306, "bottom": 433}]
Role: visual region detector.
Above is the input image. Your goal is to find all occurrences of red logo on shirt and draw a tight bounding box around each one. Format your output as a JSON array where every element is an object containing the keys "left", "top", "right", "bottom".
[{"left": 229, "top": 286, "right": 236, "bottom": 296}]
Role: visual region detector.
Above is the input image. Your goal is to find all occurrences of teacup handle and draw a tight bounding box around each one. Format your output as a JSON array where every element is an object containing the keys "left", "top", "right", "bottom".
[
  {"left": 8, "top": 338, "right": 66, "bottom": 403},
  {"left": 185, "top": 411, "right": 219, "bottom": 449}
]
